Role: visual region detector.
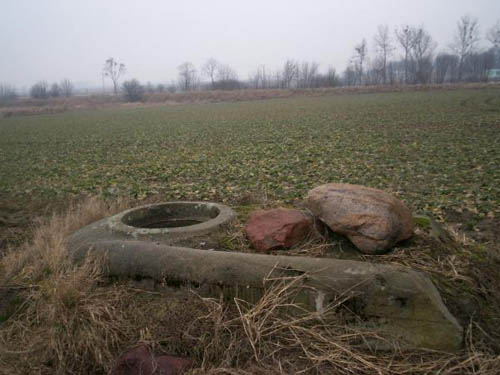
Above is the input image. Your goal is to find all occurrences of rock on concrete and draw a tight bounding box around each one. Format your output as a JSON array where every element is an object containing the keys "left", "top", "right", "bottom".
[
  {"left": 306, "top": 183, "right": 414, "bottom": 254},
  {"left": 111, "top": 345, "right": 192, "bottom": 375},
  {"left": 245, "top": 208, "right": 314, "bottom": 252}
]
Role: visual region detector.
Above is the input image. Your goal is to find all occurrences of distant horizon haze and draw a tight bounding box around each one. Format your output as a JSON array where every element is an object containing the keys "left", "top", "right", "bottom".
[{"left": 1, "top": 0, "right": 499, "bottom": 89}]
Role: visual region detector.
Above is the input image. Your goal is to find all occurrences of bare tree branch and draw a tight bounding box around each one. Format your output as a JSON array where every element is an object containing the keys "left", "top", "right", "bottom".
[
  {"left": 202, "top": 58, "right": 219, "bottom": 89},
  {"left": 352, "top": 39, "right": 367, "bottom": 85},
  {"left": 103, "top": 58, "right": 126, "bottom": 95},
  {"left": 486, "top": 20, "right": 500, "bottom": 48},
  {"left": 178, "top": 62, "right": 197, "bottom": 91},
  {"left": 395, "top": 25, "right": 416, "bottom": 84},
  {"left": 373, "top": 25, "right": 393, "bottom": 85},
  {"left": 450, "top": 15, "right": 480, "bottom": 80}
]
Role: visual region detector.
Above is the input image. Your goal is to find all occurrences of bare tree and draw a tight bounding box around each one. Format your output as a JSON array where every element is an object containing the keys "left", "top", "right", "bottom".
[
  {"left": 60, "top": 79, "right": 74, "bottom": 97},
  {"left": 411, "top": 27, "right": 436, "bottom": 84},
  {"left": 365, "top": 60, "right": 381, "bottom": 85},
  {"left": 298, "top": 62, "right": 309, "bottom": 88},
  {"left": 467, "top": 50, "right": 495, "bottom": 81},
  {"left": 352, "top": 39, "right": 367, "bottom": 85},
  {"left": 122, "top": 79, "right": 144, "bottom": 102},
  {"left": 0, "top": 83, "right": 17, "bottom": 102},
  {"left": 387, "top": 61, "right": 397, "bottom": 84},
  {"left": 395, "top": 25, "right": 416, "bottom": 84},
  {"left": 261, "top": 65, "right": 268, "bottom": 89},
  {"left": 30, "top": 81, "right": 49, "bottom": 99},
  {"left": 50, "top": 83, "right": 61, "bottom": 97},
  {"left": 178, "top": 62, "right": 197, "bottom": 91},
  {"left": 167, "top": 80, "right": 177, "bottom": 93},
  {"left": 451, "top": 15, "right": 480, "bottom": 80},
  {"left": 248, "top": 67, "right": 263, "bottom": 89},
  {"left": 249, "top": 65, "right": 270, "bottom": 89},
  {"left": 434, "top": 53, "right": 459, "bottom": 83},
  {"left": 203, "top": 58, "right": 219, "bottom": 89},
  {"left": 324, "top": 67, "right": 339, "bottom": 87},
  {"left": 309, "top": 62, "right": 320, "bottom": 87},
  {"left": 487, "top": 20, "right": 500, "bottom": 48},
  {"left": 214, "top": 64, "right": 239, "bottom": 90},
  {"left": 274, "top": 70, "right": 283, "bottom": 89},
  {"left": 343, "top": 64, "right": 357, "bottom": 86},
  {"left": 297, "top": 62, "right": 306, "bottom": 88},
  {"left": 103, "top": 58, "right": 126, "bottom": 95},
  {"left": 144, "top": 82, "right": 155, "bottom": 94},
  {"left": 297, "top": 61, "right": 320, "bottom": 88},
  {"left": 216, "top": 64, "right": 234, "bottom": 81},
  {"left": 373, "top": 25, "right": 393, "bottom": 84},
  {"left": 311, "top": 67, "right": 339, "bottom": 88},
  {"left": 487, "top": 21, "right": 500, "bottom": 73},
  {"left": 282, "top": 59, "right": 298, "bottom": 88}
]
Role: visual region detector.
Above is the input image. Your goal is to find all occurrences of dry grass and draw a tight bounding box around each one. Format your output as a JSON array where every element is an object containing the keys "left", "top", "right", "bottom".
[
  {"left": 0, "top": 198, "right": 134, "bottom": 374},
  {"left": 144, "top": 82, "right": 500, "bottom": 106},
  {"left": 190, "top": 276, "right": 500, "bottom": 375},
  {"left": 0, "top": 197, "right": 499, "bottom": 374},
  {"left": 0, "top": 95, "right": 120, "bottom": 118},
  {"left": 2, "top": 82, "right": 499, "bottom": 118}
]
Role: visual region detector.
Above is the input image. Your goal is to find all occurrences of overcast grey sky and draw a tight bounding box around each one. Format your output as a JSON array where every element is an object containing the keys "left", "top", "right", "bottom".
[{"left": 1, "top": 0, "right": 499, "bottom": 89}]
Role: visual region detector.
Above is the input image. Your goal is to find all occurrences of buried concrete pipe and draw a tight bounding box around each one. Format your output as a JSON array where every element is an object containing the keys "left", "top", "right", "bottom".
[
  {"left": 67, "top": 202, "right": 462, "bottom": 352},
  {"left": 105, "top": 201, "right": 237, "bottom": 245}
]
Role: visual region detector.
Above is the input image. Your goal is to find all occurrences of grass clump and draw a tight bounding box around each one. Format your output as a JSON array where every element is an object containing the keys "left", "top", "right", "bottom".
[{"left": 0, "top": 198, "right": 135, "bottom": 373}]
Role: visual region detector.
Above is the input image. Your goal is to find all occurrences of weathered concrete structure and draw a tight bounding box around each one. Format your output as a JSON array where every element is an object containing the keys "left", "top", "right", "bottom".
[
  {"left": 67, "top": 202, "right": 462, "bottom": 352},
  {"left": 105, "top": 201, "right": 236, "bottom": 245}
]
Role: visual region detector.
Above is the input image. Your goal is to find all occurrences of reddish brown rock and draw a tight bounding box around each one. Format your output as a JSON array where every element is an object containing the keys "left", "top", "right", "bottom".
[
  {"left": 245, "top": 208, "right": 314, "bottom": 252},
  {"left": 306, "top": 183, "right": 413, "bottom": 254},
  {"left": 155, "top": 355, "right": 193, "bottom": 375},
  {"left": 111, "top": 345, "right": 154, "bottom": 375},
  {"left": 111, "top": 345, "right": 193, "bottom": 375}
]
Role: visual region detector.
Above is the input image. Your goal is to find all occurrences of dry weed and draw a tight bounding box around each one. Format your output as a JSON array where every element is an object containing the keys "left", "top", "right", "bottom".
[
  {"left": 189, "top": 270, "right": 500, "bottom": 374},
  {"left": 0, "top": 197, "right": 135, "bottom": 374}
]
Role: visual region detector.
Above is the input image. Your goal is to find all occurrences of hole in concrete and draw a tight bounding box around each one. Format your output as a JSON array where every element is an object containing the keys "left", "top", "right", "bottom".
[
  {"left": 395, "top": 297, "right": 408, "bottom": 308},
  {"left": 139, "top": 219, "right": 202, "bottom": 229},
  {"left": 122, "top": 203, "right": 221, "bottom": 229}
]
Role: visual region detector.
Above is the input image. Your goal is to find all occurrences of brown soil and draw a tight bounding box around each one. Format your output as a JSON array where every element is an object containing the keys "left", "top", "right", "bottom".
[{"left": 443, "top": 208, "right": 500, "bottom": 246}]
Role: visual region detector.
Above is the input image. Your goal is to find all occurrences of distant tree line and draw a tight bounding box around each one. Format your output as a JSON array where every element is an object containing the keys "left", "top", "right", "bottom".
[
  {"left": 344, "top": 16, "right": 500, "bottom": 86},
  {"left": 4, "top": 15, "right": 498, "bottom": 103},
  {"left": 164, "top": 16, "right": 499, "bottom": 93},
  {"left": 0, "top": 83, "right": 17, "bottom": 102},
  {"left": 111, "top": 15, "right": 500, "bottom": 101},
  {"left": 28, "top": 79, "right": 74, "bottom": 99}
]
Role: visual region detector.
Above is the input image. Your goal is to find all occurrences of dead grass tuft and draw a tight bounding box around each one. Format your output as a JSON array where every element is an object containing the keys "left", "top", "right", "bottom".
[
  {"left": 1, "top": 197, "right": 128, "bottom": 283},
  {"left": 0, "top": 197, "right": 135, "bottom": 374},
  {"left": 189, "top": 270, "right": 500, "bottom": 374}
]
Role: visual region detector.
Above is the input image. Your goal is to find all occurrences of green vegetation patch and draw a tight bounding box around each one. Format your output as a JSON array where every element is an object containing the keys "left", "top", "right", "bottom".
[{"left": 1, "top": 89, "right": 499, "bottom": 227}]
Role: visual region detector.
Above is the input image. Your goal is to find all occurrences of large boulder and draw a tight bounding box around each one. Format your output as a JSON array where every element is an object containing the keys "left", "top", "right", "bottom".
[
  {"left": 306, "top": 183, "right": 413, "bottom": 254},
  {"left": 245, "top": 208, "right": 314, "bottom": 252}
]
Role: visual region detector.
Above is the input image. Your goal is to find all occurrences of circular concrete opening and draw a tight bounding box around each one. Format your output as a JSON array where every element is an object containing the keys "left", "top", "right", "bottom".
[
  {"left": 122, "top": 202, "right": 220, "bottom": 229},
  {"left": 107, "top": 201, "right": 236, "bottom": 245}
]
